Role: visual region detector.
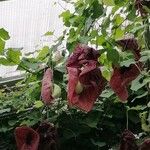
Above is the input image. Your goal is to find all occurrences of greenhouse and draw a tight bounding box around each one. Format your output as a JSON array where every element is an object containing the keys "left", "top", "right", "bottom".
[{"left": 0, "top": 0, "right": 150, "bottom": 149}]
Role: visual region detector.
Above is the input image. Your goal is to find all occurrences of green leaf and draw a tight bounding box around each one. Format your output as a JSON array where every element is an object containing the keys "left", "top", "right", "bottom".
[
  {"left": 34, "top": 101, "right": 44, "bottom": 108},
  {"left": 67, "top": 28, "right": 78, "bottom": 43},
  {"left": 114, "top": 0, "right": 127, "bottom": 6},
  {"left": 140, "top": 55, "right": 150, "bottom": 62},
  {"left": 0, "top": 57, "right": 13, "bottom": 66},
  {"left": 59, "top": 10, "right": 71, "bottom": 19},
  {"left": 97, "top": 36, "right": 105, "bottom": 45},
  {"left": 99, "top": 52, "right": 107, "bottom": 64},
  {"left": 107, "top": 49, "right": 120, "bottom": 65},
  {"left": 69, "top": 15, "right": 85, "bottom": 27},
  {"left": 44, "top": 31, "right": 53, "bottom": 36},
  {"left": 6, "top": 48, "right": 21, "bottom": 64},
  {"left": 114, "top": 14, "right": 124, "bottom": 25},
  {"left": 120, "top": 58, "right": 136, "bottom": 67},
  {"left": 128, "top": 110, "right": 140, "bottom": 124},
  {"left": 148, "top": 101, "right": 150, "bottom": 108},
  {"left": 0, "top": 108, "right": 11, "bottom": 114},
  {"left": 82, "top": 112, "right": 100, "bottom": 128},
  {"left": 90, "top": 30, "right": 98, "bottom": 38},
  {"left": 63, "top": 129, "right": 78, "bottom": 140},
  {"left": 131, "top": 75, "right": 150, "bottom": 91},
  {"left": 132, "top": 91, "right": 148, "bottom": 102},
  {"left": 84, "top": 17, "right": 93, "bottom": 34},
  {"left": 102, "top": 0, "right": 115, "bottom": 6},
  {"left": 0, "top": 38, "right": 5, "bottom": 54},
  {"left": 101, "top": 89, "right": 114, "bottom": 98},
  {"left": 130, "top": 24, "right": 148, "bottom": 33},
  {"left": 143, "top": 6, "right": 150, "bottom": 14},
  {"left": 114, "top": 28, "right": 124, "bottom": 40},
  {"left": 0, "top": 28, "right": 10, "bottom": 40},
  {"left": 92, "top": 1, "right": 103, "bottom": 19},
  {"left": 127, "top": 9, "right": 136, "bottom": 21},
  {"left": 18, "top": 58, "right": 42, "bottom": 72},
  {"left": 140, "top": 112, "right": 150, "bottom": 132},
  {"left": 101, "top": 69, "right": 111, "bottom": 81},
  {"left": 112, "top": 6, "right": 120, "bottom": 14},
  {"left": 36, "top": 46, "right": 49, "bottom": 60},
  {"left": 102, "top": 15, "right": 111, "bottom": 29},
  {"left": 91, "top": 139, "right": 106, "bottom": 147},
  {"left": 140, "top": 51, "right": 150, "bottom": 62},
  {"left": 129, "top": 105, "right": 147, "bottom": 111},
  {"left": 8, "top": 120, "right": 17, "bottom": 126},
  {"left": 79, "top": 36, "right": 91, "bottom": 44},
  {"left": 59, "top": 10, "right": 72, "bottom": 27}
]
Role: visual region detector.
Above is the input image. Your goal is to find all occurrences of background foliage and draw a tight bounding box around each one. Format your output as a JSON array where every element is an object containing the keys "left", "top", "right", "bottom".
[{"left": 0, "top": 0, "right": 150, "bottom": 149}]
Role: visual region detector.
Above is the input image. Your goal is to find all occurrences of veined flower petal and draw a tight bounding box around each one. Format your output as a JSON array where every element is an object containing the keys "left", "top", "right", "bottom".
[
  {"left": 110, "top": 38, "right": 143, "bottom": 102},
  {"left": 119, "top": 129, "right": 138, "bottom": 150},
  {"left": 37, "top": 121, "right": 58, "bottom": 150},
  {"left": 15, "top": 126, "right": 39, "bottom": 150},
  {"left": 41, "top": 68, "right": 53, "bottom": 105},
  {"left": 67, "top": 44, "right": 106, "bottom": 112}
]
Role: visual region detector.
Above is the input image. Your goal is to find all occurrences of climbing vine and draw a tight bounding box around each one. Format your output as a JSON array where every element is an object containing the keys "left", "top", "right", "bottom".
[{"left": 0, "top": 0, "right": 150, "bottom": 149}]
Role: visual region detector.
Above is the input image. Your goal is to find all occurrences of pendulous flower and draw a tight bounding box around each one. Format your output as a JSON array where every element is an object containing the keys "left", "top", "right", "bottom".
[
  {"left": 119, "top": 129, "right": 138, "bottom": 150},
  {"left": 67, "top": 44, "right": 106, "bottom": 112},
  {"left": 116, "top": 38, "right": 141, "bottom": 60},
  {"left": 15, "top": 122, "right": 58, "bottom": 150},
  {"left": 110, "top": 38, "right": 142, "bottom": 102},
  {"left": 36, "top": 121, "right": 58, "bottom": 150},
  {"left": 41, "top": 68, "right": 53, "bottom": 105},
  {"left": 15, "top": 126, "right": 39, "bottom": 150},
  {"left": 139, "top": 138, "right": 150, "bottom": 150}
]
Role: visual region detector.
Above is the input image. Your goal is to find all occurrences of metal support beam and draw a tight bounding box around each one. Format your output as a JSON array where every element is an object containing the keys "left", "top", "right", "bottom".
[
  {"left": 0, "top": 0, "right": 10, "bottom": 2},
  {"left": 0, "top": 74, "right": 25, "bottom": 88}
]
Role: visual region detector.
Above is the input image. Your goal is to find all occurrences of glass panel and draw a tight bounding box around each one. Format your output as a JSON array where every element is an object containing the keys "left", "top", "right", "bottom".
[{"left": 0, "top": 0, "right": 67, "bottom": 78}]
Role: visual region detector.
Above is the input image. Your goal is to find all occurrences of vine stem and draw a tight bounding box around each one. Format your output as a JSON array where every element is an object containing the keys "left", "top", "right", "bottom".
[
  {"left": 126, "top": 106, "right": 129, "bottom": 130},
  {"left": 143, "top": 18, "right": 150, "bottom": 96},
  {"left": 46, "top": 106, "right": 49, "bottom": 120}
]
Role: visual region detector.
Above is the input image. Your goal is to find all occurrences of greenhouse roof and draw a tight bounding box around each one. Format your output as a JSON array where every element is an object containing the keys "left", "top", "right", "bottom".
[{"left": 0, "top": 0, "right": 67, "bottom": 79}]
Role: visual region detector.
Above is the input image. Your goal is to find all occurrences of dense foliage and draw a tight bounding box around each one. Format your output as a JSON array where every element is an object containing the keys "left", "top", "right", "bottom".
[{"left": 0, "top": 0, "right": 150, "bottom": 149}]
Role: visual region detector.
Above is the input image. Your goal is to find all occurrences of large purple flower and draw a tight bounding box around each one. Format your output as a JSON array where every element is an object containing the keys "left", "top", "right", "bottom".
[
  {"left": 15, "top": 122, "right": 58, "bottom": 150},
  {"left": 15, "top": 126, "right": 39, "bottom": 150},
  {"left": 119, "top": 129, "right": 138, "bottom": 150},
  {"left": 110, "top": 38, "right": 142, "bottom": 102},
  {"left": 139, "top": 138, "right": 150, "bottom": 150},
  {"left": 67, "top": 44, "right": 106, "bottom": 112},
  {"left": 116, "top": 38, "right": 141, "bottom": 60},
  {"left": 36, "top": 122, "right": 58, "bottom": 150}
]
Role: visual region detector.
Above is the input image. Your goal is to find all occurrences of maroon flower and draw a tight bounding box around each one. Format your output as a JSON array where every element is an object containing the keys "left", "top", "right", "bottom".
[
  {"left": 67, "top": 44, "right": 106, "bottom": 112},
  {"left": 36, "top": 122, "right": 58, "bottom": 150},
  {"left": 139, "top": 138, "right": 150, "bottom": 150},
  {"left": 41, "top": 68, "right": 53, "bottom": 105},
  {"left": 110, "top": 38, "right": 142, "bottom": 102},
  {"left": 116, "top": 38, "right": 141, "bottom": 60},
  {"left": 15, "top": 126, "right": 39, "bottom": 150},
  {"left": 109, "top": 67, "right": 129, "bottom": 101},
  {"left": 67, "top": 44, "right": 99, "bottom": 67},
  {"left": 110, "top": 63, "right": 142, "bottom": 101},
  {"left": 119, "top": 129, "right": 138, "bottom": 150}
]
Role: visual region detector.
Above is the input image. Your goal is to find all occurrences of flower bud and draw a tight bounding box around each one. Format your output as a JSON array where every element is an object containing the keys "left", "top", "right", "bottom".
[{"left": 52, "top": 84, "right": 61, "bottom": 99}]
